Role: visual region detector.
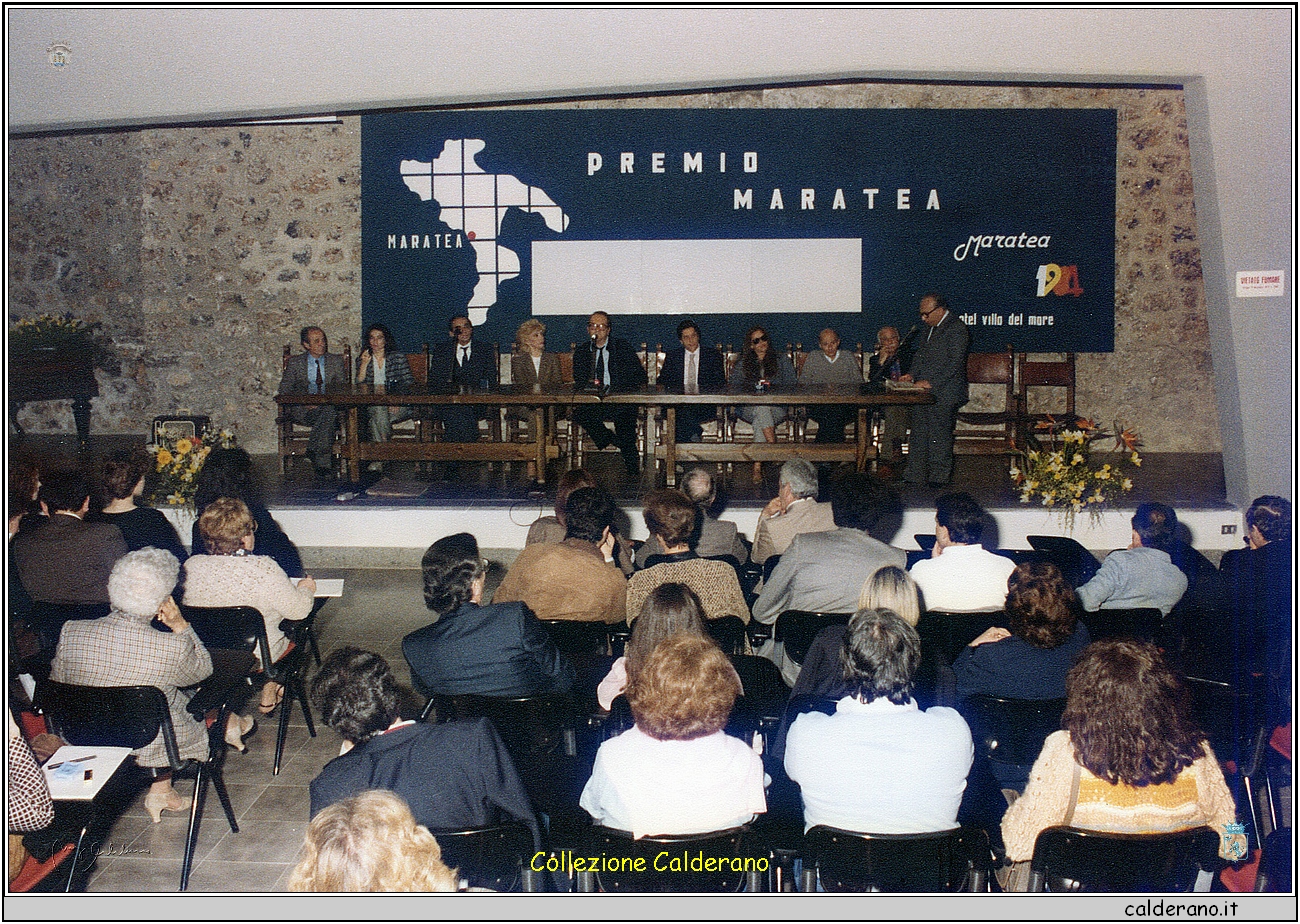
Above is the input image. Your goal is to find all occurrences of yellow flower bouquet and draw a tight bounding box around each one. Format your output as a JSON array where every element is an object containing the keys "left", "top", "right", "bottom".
[
  {"left": 148, "top": 425, "right": 237, "bottom": 506},
  {"left": 1010, "top": 416, "right": 1141, "bottom": 531}
]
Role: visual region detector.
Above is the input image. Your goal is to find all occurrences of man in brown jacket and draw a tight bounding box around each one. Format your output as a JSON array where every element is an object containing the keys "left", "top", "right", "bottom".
[{"left": 494, "top": 487, "right": 627, "bottom": 623}]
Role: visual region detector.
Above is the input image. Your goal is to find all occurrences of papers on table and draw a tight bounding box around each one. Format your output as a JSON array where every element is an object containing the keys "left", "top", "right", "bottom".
[{"left": 43, "top": 745, "right": 133, "bottom": 801}]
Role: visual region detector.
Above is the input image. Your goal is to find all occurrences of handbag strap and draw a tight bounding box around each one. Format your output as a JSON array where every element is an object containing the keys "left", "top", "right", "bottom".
[{"left": 1063, "top": 760, "right": 1082, "bottom": 827}]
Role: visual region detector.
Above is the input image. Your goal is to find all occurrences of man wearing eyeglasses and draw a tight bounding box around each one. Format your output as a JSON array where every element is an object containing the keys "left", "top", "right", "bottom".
[
  {"left": 571, "top": 311, "right": 648, "bottom": 478},
  {"left": 430, "top": 314, "right": 500, "bottom": 444},
  {"left": 900, "top": 293, "right": 969, "bottom": 486}
]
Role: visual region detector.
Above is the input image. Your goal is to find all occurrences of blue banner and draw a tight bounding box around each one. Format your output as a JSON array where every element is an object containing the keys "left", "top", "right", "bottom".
[{"left": 361, "top": 109, "right": 1116, "bottom": 356}]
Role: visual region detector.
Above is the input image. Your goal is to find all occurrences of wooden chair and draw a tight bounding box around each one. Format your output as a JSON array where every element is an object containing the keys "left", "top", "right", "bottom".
[
  {"left": 801, "top": 825, "right": 991, "bottom": 892},
  {"left": 277, "top": 343, "right": 351, "bottom": 473},
  {"left": 1017, "top": 352, "right": 1076, "bottom": 445},
  {"left": 1026, "top": 825, "right": 1220, "bottom": 892},
  {"left": 953, "top": 345, "right": 1016, "bottom": 455}
]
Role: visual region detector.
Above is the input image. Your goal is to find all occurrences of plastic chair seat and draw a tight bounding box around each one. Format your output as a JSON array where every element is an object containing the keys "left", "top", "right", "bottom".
[
  {"left": 801, "top": 824, "right": 991, "bottom": 891},
  {"left": 576, "top": 825, "right": 760, "bottom": 892},
  {"left": 1027, "top": 825, "right": 1220, "bottom": 892}
]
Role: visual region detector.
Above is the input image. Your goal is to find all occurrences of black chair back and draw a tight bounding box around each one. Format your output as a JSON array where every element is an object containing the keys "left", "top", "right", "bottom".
[
  {"left": 961, "top": 694, "right": 1065, "bottom": 769},
  {"left": 1026, "top": 535, "right": 1101, "bottom": 587},
  {"left": 802, "top": 825, "right": 991, "bottom": 892},
  {"left": 1079, "top": 607, "right": 1162, "bottom": 643},
  {"left": 775, "top": 611, "right": 852, "bottom": 665},
  {"left": 38, "top": 680, "right": 179, "bottom": 767},
  {"left": 917, "top": 611, "right": 1009, "bottom": 664},
  {"left": 28, "top": 601, "right": 110, "bottom": 654},
  {"left": 427, "top": 691, "right": 576, "bottom": 757},
  {"left": 706, "top": 615, "right": 748, "bottom": 655},
  {"left": 538, "top": 619, "right": 609, "bottom": 656},
  {"left": 1027, "top": 825, "right": 1220, "bottom": 892},
  {"left": 761, "top": 554, "right": 782, "bottom": 584},
  {"left": 1183, "top": 674, "right": 1266, "bottom": 771},
  {"left": 430, "top": 821, "right": 541, "bottom": 892},
  {"left": 578, "top": 825, "right": 756, "bottom": 892},
  {"left": 181, "top": 605, "right": 268, "bottom": 663}
]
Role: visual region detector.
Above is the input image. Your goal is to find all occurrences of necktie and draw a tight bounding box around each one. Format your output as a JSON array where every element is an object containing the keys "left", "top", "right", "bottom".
[
  {"left": 314, "top": 359, "right": 324, "bottom": 394},
  {"left": 596, "top": 348, "right": 607, "bottom": 387},
  {"left": 459, "top": 346, "right": 469, "bottom": 367},
  {"left": 686, "top": 351, "right": 698, "bottom": 394}
]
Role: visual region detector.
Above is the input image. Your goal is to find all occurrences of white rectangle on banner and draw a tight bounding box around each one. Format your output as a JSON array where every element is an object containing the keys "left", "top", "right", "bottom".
[
  {"left": 531, "top": 239, "right": 862, "bottom": 315},
  {"left": 1236, "top": 270, "right": 1285, "bottom": 297}
]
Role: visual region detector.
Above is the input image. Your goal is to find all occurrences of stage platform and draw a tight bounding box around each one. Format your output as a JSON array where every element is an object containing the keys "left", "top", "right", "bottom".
[{"left": 10, "top": 436, "right": 1237, "bottom": 568}]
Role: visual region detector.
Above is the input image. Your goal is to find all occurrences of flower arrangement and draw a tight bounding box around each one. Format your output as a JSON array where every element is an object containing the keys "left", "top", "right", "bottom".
[
  {"left": 9, "top": 313, "right": 101, "bottom": 349},
  {"left": 1010, "top": 416, "right": 1142, "bottom": 531},
  {"left": 149, "top": 425, "right": 237, "bottom": 506}
]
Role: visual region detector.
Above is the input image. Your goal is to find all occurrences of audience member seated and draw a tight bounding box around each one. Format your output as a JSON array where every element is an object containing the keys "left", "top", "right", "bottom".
[
  {"left": 953, "top": 561, "right": 1090, "bottom": 702},
  {"left": 308, "top": 647, "right": 539, "bottom": 845},
  {"left": 750, "top": 458, "right": 834, "bottom": 567},
  {"left": 598, "top": 583, "right": 709, "bottom": 711},
  {"left": 635, "top": 466, "right": 748, "bottom": 567},
  {"left": 288, "top": 790, "right": 460, "bottom": 892},
  {"left": 8, "top": 457, "right": 41, "bottom": 539},
  {"left": 1000, "top": 639, "right": 1238, "bottom": 889},
  {"left": 494, "top": 487, "right": 628, "bottom": 623},
  {"left": 1076, "top": 502, "right": 1188, "bottom": 616},
  {"left": 403, "top": 533, "right": 575, "bottom": 698},
  {"left": 1217, "top": 495, "right": 1292, "bottom": 722},
  {"left": 784, "top": 608, "right": 974, "bottom": 833},
  {"left": 625, "top": 490, "right": 750, "bottom": 625},
  {"left": 13, "top": 468, "right": 127, "bottom": 606},
  {"left": 580, "top": 634, "right": 767, "bottom": 837},
  {"left": 909, "top": 492, "right": 1014, "bottom": 613},
  {"left": 183, "top": 497, "right": 315, "bottom": 715},
  {"left": 49, "top": 549, "right": 245, "bottom": 822},
  {"left": 88, "top": 449, "right": 187, "bottom": 562},
  {"left": 525, "top": 469, "right": 633, "bottom": 575},
  {"left": 786, "top": 566, "right": 921, "bottom": 704},
  {"left": 798, "top": 327, "right": 865, "bottom": 444},
  {"left": 7, "top": 708, "right": 55, "bottom": 841},
  {"left": 190, "top": 446, "right": 304, "bottom": 578}
]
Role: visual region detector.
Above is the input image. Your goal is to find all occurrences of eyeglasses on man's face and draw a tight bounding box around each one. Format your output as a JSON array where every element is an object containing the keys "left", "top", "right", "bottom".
[{"left": 587, "top": 322, "right": 610, "bottom": 331}]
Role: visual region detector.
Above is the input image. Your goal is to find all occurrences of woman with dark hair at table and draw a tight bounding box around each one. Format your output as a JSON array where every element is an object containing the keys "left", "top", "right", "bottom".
[
  {"left": 355, "top": 322, "right": 415, "bottom": 468},
  {"left": 729, "top": 325, "right": 796, "bottom": 481},
  {"left": 1000, "top": 639, "right": 1237, "bottom": 888},
  {"left": 88, "top": 449, "right": 186, "bottom": 562},
  {"left": 581, "top": 633, "right": 766, "bottom": 837},
  {"left": 190, "top": 446, "right": 303, "bottom": 578},
  {"left": 952, "top": 560, "right": 1090, "bottom": 703}
]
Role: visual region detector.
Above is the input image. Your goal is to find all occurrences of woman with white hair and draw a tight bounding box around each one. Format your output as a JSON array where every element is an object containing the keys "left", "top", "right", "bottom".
[{"left": 50, "top": 547, "right": 251, "bottom": 822}]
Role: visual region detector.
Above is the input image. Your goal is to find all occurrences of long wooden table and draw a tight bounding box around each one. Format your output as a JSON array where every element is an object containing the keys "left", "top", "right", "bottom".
[{"left": 277, "top": 383, "right": 932, "bottom": 484}]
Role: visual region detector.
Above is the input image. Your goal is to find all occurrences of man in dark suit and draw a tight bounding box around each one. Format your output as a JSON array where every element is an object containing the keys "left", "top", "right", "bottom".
[
  {"left": 901, "top": 293, "right": 969, "bottom": 486},
  {"left": 428, "top": 314, "right": 500, "bottom": 443},
  {"left": 277, "top": 325, "right": 349, "bottom": 474},
  {"left": 571, "top": 311, "right": 648, "bottom": 477},
  {"left": 402, "top": 533, "right": 575, "bottom": 699},
  {"left": 658, "top": 317, "right": 727, "bottom": 444}
]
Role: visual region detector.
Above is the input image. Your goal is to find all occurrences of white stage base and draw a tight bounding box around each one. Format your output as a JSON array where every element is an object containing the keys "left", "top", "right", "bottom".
[{"left": 168, "top": 502, "right": 1245, "bottom": 554}]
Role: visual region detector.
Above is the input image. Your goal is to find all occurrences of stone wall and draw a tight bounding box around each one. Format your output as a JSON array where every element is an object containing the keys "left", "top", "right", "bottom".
[{"left": 8, "top": 82, "right": 1218, "bottom": 453}]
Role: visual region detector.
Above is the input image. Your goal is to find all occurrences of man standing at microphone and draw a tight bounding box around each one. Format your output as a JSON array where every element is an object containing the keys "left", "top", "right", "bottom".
[
  {"left": 901, "top": 293, "right": 968, "bottom": 487},
  {"left": 571, "top": 312, "right": 648, "bottom": 480}
]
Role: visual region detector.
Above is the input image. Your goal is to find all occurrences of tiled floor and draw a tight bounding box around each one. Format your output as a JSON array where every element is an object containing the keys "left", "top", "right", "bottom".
[{"left": 80, "top": 566, "right": 466, "bottom": 893}]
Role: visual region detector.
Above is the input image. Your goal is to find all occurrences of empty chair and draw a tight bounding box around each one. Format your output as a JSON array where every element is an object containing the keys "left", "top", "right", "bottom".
[
  {"left": 953, "top": 346, "right": 1016, "bottom": 455},
  {"left": 801, "top": 825, "right": 991, "bottom": 892},
  {"left": 1016, "top": 352, "right": 1076, "bottom": 440},
  {"left": 1027, "top": 825, "right": 1220, "bottom": 892},
  {"left": 774, "top": 610, "right": 852, "bottom": 665},
  {"left": 576, "top": 825, "right": 761, "bottom": 892},
  {"left": 960, "top": 694, "right": 1066, "bottom": 791}
]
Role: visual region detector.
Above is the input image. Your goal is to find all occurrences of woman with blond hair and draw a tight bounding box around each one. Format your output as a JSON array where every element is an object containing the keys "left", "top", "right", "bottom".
[
  {"left": 183, "top": 496, "right": 315, "bottom": 714},
  {"left": 288, "top": 790, "right": 460, "bottom": 892}
]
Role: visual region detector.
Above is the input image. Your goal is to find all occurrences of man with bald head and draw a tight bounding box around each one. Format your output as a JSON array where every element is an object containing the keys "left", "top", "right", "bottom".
[{"left": 797, "top": 328, "right": 864, "bottom": 444}]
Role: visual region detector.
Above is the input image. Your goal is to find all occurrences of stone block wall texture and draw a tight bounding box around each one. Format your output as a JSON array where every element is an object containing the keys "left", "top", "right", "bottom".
[{"left": 8, "top": 82, "right": 1218, "bottom": 454}]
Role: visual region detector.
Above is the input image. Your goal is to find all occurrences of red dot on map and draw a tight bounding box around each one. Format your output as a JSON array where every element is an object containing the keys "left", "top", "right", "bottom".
[{"left": 467, "top": 231, "right": 476, "bottom": 240}]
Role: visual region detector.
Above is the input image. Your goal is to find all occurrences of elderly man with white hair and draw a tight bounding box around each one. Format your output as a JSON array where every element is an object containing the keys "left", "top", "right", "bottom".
[{"left": 50, "top": 547, "right": 254, "bottom": 822}]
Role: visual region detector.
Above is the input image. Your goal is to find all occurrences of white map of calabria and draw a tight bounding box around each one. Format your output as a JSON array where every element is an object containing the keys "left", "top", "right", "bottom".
[{"left": 401, "top": 139, "right": 569, "bottom": 324}]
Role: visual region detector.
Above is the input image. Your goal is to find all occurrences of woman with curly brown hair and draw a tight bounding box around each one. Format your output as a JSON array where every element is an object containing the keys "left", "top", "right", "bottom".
[
  {"left": 580, "top": 633, "right": 766, "bottom": 837},
  {"left": 288, "top": 790, "right": 460, "bottom": 892},
  {"left": 952, "top": 560, "right": 1090, "bottom": 702},
  {"left": 1000, "top": 639, "right": 1237, "bottom": 880}
]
